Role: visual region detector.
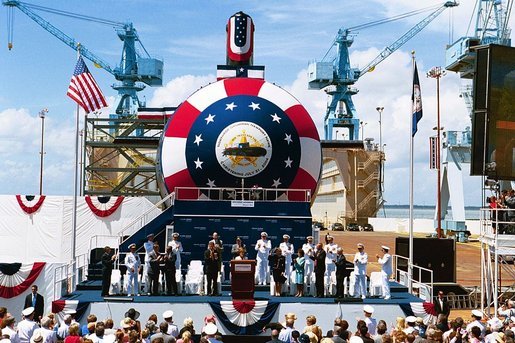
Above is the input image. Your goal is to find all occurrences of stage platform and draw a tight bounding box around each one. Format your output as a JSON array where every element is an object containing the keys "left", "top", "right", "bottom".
[{"left": 53, "top": 281, "right": 431, "bottom": 338}]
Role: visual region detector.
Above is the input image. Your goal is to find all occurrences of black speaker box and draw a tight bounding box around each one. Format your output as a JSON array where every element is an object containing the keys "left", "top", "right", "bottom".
[{"left": 395, "top": 237, "right": 456, "bottom": 283}]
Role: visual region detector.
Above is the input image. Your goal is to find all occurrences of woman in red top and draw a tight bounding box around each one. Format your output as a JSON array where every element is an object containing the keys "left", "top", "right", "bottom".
[{"left": 64, "top": 324, "right": 82, "bottom": 343}]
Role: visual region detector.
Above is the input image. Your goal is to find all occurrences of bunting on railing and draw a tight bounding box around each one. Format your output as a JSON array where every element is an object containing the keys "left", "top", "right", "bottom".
[
  {"left": 85, "top": 195, "right": 124, "bottom": 217},
  {"left": 0, "top": 262, "right": 45, "bottom": 298},
  {"left": 209, "top": 300, "right": 279, "bottom": 335},
  {"left": 16, "top": 195, "right": 46, "bottom": 214},
  {"left": 400, "top": 302, "right": 437, "bottom": 325},
  {"left": 52, "top": 299, "right": 88, "bottom": 322}
]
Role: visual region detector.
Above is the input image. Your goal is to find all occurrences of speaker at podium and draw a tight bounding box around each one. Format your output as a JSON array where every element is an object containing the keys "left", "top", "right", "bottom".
[{"left": 231, "top": 260, "right": 256, "bottom": 299}]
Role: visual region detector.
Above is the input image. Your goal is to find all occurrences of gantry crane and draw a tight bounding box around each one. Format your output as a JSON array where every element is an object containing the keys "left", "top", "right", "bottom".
[
  {"left": 4, "top": 0, "right": 163, "bottom": 117},
  {"left": 308, "top": 1, "right": 458, "bottom": 141}
]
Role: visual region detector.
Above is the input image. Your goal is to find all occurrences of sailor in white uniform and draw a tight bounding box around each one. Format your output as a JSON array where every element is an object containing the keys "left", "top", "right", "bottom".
[
  {"left": 376, "top": 245, "right": 393, "bottom": 299},
  {"left": 353, "top": 243, "right": 368, "bottom": 299},
  {"left": 302, "top": 236, "right": 315, "bottom": 284},
  {"left": 466, "top": 310, "right": 486, "bottom": 337},
  {"left": 143, "top": 233, "right": 155, "bottom": 294},
  {"left": 280, "top": 234, "right": 294, "bottom": 279},
  {"left": 168, "top": 232, "right": 183, "bottom": 271},
  {"left": 17, "top": 307, "right": 38, "bottom": 343},
  {"left": 255, "top": 232, "right": 272, "bottom": 285},
  {"left": 125, "top": 243, "right": 142, "bottom": 296},
  {"left": 324, "top": 235, "right": 338, "bottom": 288}
]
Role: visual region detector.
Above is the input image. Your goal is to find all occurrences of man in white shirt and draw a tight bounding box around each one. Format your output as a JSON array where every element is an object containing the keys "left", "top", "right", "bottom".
[
  {"left": 280, "top": 234, "right": 294, "bottom": 279},
  {"left": 255, "top": 232, "right": 272, "bottom": 285},
  {"left": 324, "top": 235, "right": 338, "bottom": 289},
  {"left": 363, "top": 305, "right": 377, "bottom": 336},
  {"left": 302, "top": 236, "right": 315, "bottom": 284},
  {"left": 17, "top": 307, "right": 39, "bottom": 343},
  {"left": 2, "top": 315, "right": 20, "bottom": 343},
  {"left": 56, "top": 314, "right": 72, "bottom": 340},
  {"left": 163, "top": 310, "right": 179, "bottom": 339},
  {"left": 466, "top": 310, "right": 486, "bottom": 337},
  {"left": 376, "top": 245, "right": 392, "bottom": 300},
  {"left": 353, "top": 243, "right": 368, "bottom": 299},
  {"left": 125, "top": 243, "right": 142, "bottom": 296},
  {"left": 33, "top": 316, "right": 57, "bottom": 343},
  {"left": 168, "top": 232, "right": 183, "bottom": 271},
  {"left": 143, "top": 234, "right": 155, "bottom": 294}
]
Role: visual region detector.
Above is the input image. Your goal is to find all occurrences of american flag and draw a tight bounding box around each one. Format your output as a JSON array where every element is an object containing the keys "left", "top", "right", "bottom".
[{"left": 67, "top": 56, "right": 107, "bottom": 113}]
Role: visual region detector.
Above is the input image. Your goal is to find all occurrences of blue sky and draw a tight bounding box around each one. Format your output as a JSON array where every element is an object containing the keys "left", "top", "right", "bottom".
[{"left": 0, "top": 0, "right": 508, "bottom": 206}]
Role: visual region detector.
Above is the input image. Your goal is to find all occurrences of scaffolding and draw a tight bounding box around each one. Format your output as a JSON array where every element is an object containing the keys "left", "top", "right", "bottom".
[{"left": 480, "top": 207, "right": 515, "bottom": 316}]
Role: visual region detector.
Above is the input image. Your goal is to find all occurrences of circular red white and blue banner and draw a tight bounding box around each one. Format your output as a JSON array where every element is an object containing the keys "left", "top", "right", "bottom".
[
  {"left": 16, "top": 195, "right": 46, "bottom": 214},
  {"left": 0, "top": 262, "right": 45, "bottom": 298},
  {"left": 158, "top": 78, "right": 321, "bottom": 200},
  {"left": 85, "top": 195, "right": 124, "bottom": 217}
]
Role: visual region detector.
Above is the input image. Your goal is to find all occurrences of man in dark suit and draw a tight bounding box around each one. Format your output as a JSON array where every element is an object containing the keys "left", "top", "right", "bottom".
[
  {"left": 334, "top": 247, "right": 351, "bottom": 298},
  {"left": 24, "top": 285, "right": 44, "bottom": 322},
  {"left": 434, "top": 291, "right": 450, "bottom": 316},
  {"left": 163, "top": 245, "right": 177, "bottom": 295},
  {"left": 310, "top": 243, "right": 326, "bottom": 297},
  {"left": 204, "top": 241, "right": 221, "bottom": 296},
  {"left": 101, "top": 246, "right": 117, "bottom": 296}
]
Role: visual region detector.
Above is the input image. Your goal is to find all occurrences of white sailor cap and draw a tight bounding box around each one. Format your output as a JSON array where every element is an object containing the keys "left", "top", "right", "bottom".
[
  {"left": 163, "top": 310, "right": 174, "bottom": 319},
  {"left": 128, "top": 243, "right": 136, "bottom": 249},
  {"left": 381, "top": 245, "right": 390, "bottom": 251},
  {"left": 283, "top": 234, "right": 290, "bottom": 239},
  {"left": 261, "top": 232, "right": 268, "bottom": 237},
  {"left": 357, "top": 243, "right": 364, "bottom": 248},
  {"left": 173, "top": 233, "right": 180, "bottom": 238},
  {"left": 307, "top": 236, "right": 313, "bottom": 240},
  {"left": 406, "top": 316, "right": 417, "bottom": 324},
  {"left": 146, "top": 233, "right": 154, "bottom": 238},
  {"left": 22, "top": 307, "right": 35, "bottom": 316},
  {"left": 363, "top": 305, "right": 374, "bottom": 314},
  {"left": 326, "top": 235, "right": 333, "bottom": 240},
  {"left": 472, "top": 309, "right": 483, "bottom": 318}
]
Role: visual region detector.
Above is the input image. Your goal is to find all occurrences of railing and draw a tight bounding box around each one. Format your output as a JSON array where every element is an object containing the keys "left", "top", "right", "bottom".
[
  {"left": 76, "top": 253, "right": 89, "bottom": 284},
  {"left": 53, "top": 263, "right": 71, "bottom": 300},
  {"left": 480, "top": 207, "right": 515, "bottom": 237},
  {"left": 357, "top": 172, "right": 379, "bottom": 188},
  {"left": 357, "top": 191, "right": 379, "bottom": 211},
  {"left": 174, "top": 187, "right": 311, "bottom": 202},
  {"left": 357, "top": 155, "right": 379, "bottom": 171},
  {"left": 393, "top": 254, "right": 434, "bottom": 301}
]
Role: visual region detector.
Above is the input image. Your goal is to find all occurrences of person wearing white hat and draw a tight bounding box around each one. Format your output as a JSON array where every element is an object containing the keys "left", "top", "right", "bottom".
[
  {"left": 255, "top": 232, "right": 272, "bottom": 285},
  {"left": 302, "top": 236, "right": 315, "bottom": 284},
  {"left": 168, "top": 232, "right": 183, "bottom": 271},
  {"left": 376, "top": 245, "right": 392, "bottom": 300},
  {"left": 162, "top": 310, "right": 179, "bottom": 338},
  {"left": 18, "top": 307, "right": 38, "bottom": 343},
  {"left": 142, "top": 233, "right": 155, "bottom": 294},
  {"left": 353, "top": 243, "right": 368, "bottom": 299},
  {"left": 125, "top": 243, "right": 142, "bottom": 296},
  {"left": 33, "top": 316, "right": 57, "bottom": 343},
  {"left": 362, "top": 305, "right": 377, "bottom": 336},
  {"left": 485, "top": 317, "right": 504, "bottom": 343},
  {"left": 466, "top": 310, "right": 486, "bottom": 337},
  {"left": 324, "top": 235, "right": 338, "bottom": 291},
  {"left": 280, "top": 234, "right": 294, "bottom": 279},
  {"left": 203, "top": 323, "right": 221, "bottom": 342}
]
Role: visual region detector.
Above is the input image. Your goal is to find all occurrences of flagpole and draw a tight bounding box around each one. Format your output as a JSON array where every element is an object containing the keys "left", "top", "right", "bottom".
[{"left": 408, "top": 51, "right": 415, "bottom": 294}]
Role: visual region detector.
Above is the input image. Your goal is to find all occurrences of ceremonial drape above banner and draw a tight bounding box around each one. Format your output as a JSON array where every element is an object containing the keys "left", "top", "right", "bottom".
[
  {"left": 16, "top": 195, "right": 46, "bottom": 214},
  {"left": 0, "top": 262, "right": 46, "bottom": 298}
]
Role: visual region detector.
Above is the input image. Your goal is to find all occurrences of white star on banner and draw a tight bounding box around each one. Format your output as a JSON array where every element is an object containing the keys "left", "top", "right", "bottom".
[
  {"left": 207, "top": 179, "right": 216, "bottom": 187},
  {"left": 226, "top": 102, "right": 237, "bottom": 111},
  {"left": 271, "top": 113, "right": 281, "bottom": 123},
  {"left": 284, "top": 157, "right": 293, "bottom": 168},
  {"left": 284, "top": 133, "right": 292, "bottom": 145},
  {"left": 205, "top": 114, "right": 215, "bottom": 124},
  {"left": 239, "top": 67, "right": 245, "bottom": 72},
  {"left": 194, "top": 158, "right": 203, "bottom": 169},
  {"left": 228, "top": 191, "right": 236, "bottom": 200},
  {"left": 194, "top": 134, "right": 203, "bottom": 146},
  {"left": 272, "top": 178, "right": 281, "bottom": 188},
  {"left": 249, "top": 102, "right": 260, "bottom": 111}
]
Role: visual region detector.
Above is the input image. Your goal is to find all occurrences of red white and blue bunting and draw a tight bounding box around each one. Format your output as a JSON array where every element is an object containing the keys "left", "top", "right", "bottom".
[
  {"left": 16, "top": 195, "right": 46, "bottom": 214},
  {"left": 0, "top": 262, "right": 45, "bottom": 298},
  {"left": 52, "top": 299, "right": 88, "bottom": 322},
  {"left": 85, "top": 195, "right": 124, "bottom": 217},
  {"left": 209, "top": 300, "right": 279, "bottom": 335},
  {"left": 400, "top": 302, "right": 437, "bottom": 325}
]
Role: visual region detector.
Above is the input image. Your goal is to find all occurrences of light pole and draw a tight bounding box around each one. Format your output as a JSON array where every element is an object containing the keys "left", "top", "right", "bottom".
[
  {"left": 427, "top": 66, "right": 446, "bottom": 239},
  {"left": 38, "top": 109, "right": 48, "bottom": 195},
  {"left": 360, "top": 121, "right": 367, "bottom": 140},
  {"left": 376, "top": 107, "right": 384, "bottom": 152},
  {"left": 335, "top": 130, "right": 339, "bottom": 140}
]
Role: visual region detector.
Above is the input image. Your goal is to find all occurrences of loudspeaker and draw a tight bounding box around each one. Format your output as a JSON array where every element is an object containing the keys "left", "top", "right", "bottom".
[
  {"left": 395, "top": 237, "right": 456, "bottom": 283},
  {"left": 471, "top": 44, "right": 515, "bottom": 180}
]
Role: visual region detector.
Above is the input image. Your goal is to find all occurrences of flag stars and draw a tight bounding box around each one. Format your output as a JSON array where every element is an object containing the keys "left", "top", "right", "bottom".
[
  {"left": 284, "top": 133, "right": 293, "bottom": 145},
  {"left": 284, "top": 157, "right": 293, "bottom": 168},
  {"left": 271, "top": 113, "right": 281, "bottom": 123},
  {"left": 272, "top": 178, "right": 282, "bottom": 188},
  {"left": 249, "top": 102, "right": 260, "bottom": 111},
  {"left": 194, "top": 158, "right": 203, "bottom": 169},
  {"left": 226, "top": 102, "right": 237, "bottom": 111},
  {"left": 206, "top": 179, "right": 216, "bottom": 188},
  {"left": 194, "top": 134, "right": 203, "bottom": 146},
  {"left": 205, "top": 114, "right": 215, "bottom": 124}
]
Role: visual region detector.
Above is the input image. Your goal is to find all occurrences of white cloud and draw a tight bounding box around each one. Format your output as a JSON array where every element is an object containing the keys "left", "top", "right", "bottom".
[{"left": 149, "top": 75, "right": 216, "bottom": 108}]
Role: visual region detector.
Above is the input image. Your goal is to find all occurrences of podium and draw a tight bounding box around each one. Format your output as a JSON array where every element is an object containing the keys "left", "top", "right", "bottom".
[{"left": 230, "top": 260, "right": 256, "bottom": 299}]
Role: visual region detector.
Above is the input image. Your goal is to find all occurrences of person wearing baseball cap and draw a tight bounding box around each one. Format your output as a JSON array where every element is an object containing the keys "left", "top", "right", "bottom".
[
  {"left": 124, "top": 243, "right": 141, "bottom": 296},
  {"left": 168, "top": 232, "right": 183, "bottom": 272},
  {"left": 255, "top": 232, "right": 272, "bottom": 285},
  {"left": 353, "top": 243, "right": 368, "bottom": 299},
  {"left": 376, "top": 245, "right": 392, "bottom": 300}
]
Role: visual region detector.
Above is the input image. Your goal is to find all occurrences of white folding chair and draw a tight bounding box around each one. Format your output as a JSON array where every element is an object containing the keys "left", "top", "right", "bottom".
[
  {"left": 110, "top": 270, "right": 121, "bottom": 295},
  {"left": 369, "top": 271, "right": 383, "bottom": 297},
  {"left": 348, "top": 271, "right": 356, "bottom": 297},
  {"left": 184, "top": 260, "right": 204, "bottom": 294}
]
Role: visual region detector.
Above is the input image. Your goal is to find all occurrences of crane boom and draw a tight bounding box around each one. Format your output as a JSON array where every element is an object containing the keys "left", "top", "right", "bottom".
[
  {"left": 359, "top": 1, "right": 458, "bottom": 77},
  {"left": 3, "top": 0, "right": 114, "bottom": 75}
]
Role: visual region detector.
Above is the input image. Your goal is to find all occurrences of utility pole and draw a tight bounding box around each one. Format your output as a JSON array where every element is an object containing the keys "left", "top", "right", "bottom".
[
  {"left": 38, "top": 109, "right": 48, "bottom": 195},
  {"left": 427, "top": 66, "right": 445, "bottom": 239}
]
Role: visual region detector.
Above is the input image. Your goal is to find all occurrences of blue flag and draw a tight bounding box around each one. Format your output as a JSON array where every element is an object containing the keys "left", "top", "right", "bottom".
[{"left": 412, "top": 62, "right": 423, "bottom": 136}]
